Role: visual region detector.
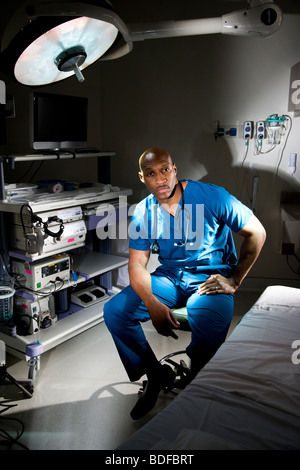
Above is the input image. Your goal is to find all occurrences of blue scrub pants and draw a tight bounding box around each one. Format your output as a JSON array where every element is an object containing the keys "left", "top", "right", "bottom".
[{"left": 103, "top": 266, "right": 234, "bottom": 382}]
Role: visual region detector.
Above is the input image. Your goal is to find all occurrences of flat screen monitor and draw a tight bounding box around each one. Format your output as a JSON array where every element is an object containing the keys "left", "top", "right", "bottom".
[{"left": 32, "top": 92, "right": 88, "bottom": 151}]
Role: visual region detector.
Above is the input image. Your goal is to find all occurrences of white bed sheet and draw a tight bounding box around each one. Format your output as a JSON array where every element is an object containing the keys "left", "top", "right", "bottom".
[{"left": 118, "top": 286, "right": 300, "bottom": 450}]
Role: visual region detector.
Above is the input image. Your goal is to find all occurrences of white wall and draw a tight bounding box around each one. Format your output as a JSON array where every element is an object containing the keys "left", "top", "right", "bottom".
[
  {"left": 101, "top": 13, "right": 300, "bottom": 281},
  {"left": 0, "top": 6, "right": 299, "bottom": 283}
]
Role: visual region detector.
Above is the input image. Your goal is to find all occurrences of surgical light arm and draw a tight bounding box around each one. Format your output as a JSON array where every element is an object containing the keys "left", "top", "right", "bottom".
[
  {"left": 3, "top": 2, "right": 282, "bottom": 53},
  {"left": 128, "top": 3, "right": 282, "bottom": 42}
]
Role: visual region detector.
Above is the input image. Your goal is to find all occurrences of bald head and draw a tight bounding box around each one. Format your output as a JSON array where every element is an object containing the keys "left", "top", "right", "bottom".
[
  {"left": 139, "top": 147, "right": 172, "bottom": 172},
  {"left": 138, "top": 147, "right": 178, "bottom": 202}
]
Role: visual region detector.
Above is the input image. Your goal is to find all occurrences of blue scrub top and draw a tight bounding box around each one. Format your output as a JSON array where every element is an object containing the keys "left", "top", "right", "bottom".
[{"left": 129, "top": 180, "right": 253, "bottom": 276}]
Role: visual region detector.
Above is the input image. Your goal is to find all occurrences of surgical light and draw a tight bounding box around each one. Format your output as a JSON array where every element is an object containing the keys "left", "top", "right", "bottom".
[
  {"left": 14, "top": 17, "right": 118, "bottom": 85},
  {"left": 0, "top": 1, "right": 283, "bottom": 86},
  {"left": 1, "top": 1, "right": 132, "bottom": 86}
]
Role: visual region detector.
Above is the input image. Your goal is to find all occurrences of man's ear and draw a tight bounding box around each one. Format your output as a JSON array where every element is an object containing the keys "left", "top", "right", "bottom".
[{"left": 139, "top": 171, "right": 145, "bottom": 183}]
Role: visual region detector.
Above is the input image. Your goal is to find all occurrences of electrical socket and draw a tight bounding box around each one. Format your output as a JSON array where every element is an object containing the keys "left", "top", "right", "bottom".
[
  {"left": 256, "top": 121, "right": 265, "bottom": 141},
  {"left": 243, "top": 121, "right": 253, "bottom": 140},
  {"left": 213, "top": 121, "right": 237, "bottom": 140}
]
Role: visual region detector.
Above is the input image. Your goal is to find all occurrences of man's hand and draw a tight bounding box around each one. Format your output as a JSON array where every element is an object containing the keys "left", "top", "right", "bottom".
[
  {"left": 198, "top": 215, "right": 266, "bottom": 297},
  {"left": 197, "top": 274, "right": 237, "bottom": 296},
  {"left": 128, "top": 249, "right": 180, "bottom": 339},
  {"left": 147, "top": 298, "right": 180, "bottom": 339}
]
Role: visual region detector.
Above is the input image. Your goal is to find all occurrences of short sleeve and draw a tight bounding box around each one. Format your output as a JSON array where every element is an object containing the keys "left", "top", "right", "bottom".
[
  {"left": 129, "top": 202, "right": 151, "bottom": 251},
  {"left": 214, "top": 187, "right": 253, "bottom": 232}
]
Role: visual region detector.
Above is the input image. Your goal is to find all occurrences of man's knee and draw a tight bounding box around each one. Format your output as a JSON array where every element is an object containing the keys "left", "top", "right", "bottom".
[
  {"left": 103, "top": 288, "right": 136, "bottom": 328},
  {"left": 103, "top": 295, "right": 119, "bottom": 328}
]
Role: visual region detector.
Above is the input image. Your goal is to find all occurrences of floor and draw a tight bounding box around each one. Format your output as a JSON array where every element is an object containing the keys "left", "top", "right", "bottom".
[{"left": 0, "top": 289, "right": 261, "bottom": 450}]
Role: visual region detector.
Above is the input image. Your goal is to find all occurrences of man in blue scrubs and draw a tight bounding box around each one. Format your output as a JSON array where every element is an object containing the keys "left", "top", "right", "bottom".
[{"left": 104, "top": 147, "right": 266, "bottom": 419}]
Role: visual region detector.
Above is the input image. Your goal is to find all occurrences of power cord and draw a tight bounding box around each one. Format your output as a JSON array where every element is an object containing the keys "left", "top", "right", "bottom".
[{"left": 0, "top": 403, "right": 29, "bottom": 450}]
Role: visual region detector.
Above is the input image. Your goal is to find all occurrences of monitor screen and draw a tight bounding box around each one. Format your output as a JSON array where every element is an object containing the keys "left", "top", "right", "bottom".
[{"left": 32, "top": 92, "right": 88, "bottom": 151}]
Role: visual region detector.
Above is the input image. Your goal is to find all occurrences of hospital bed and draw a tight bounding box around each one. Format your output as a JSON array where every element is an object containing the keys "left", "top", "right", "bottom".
[{"left": 118, "top": 285, "right": 300, "bottom": 450}]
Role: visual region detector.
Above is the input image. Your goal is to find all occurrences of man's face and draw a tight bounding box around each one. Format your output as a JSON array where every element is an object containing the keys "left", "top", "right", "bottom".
[{"left": 139, "top": 154, "right": 178, "bottom": 203}]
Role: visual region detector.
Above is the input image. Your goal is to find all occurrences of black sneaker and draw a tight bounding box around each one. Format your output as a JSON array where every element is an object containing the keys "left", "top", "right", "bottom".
[{"left": 130, "top": 364, "right": 175, "bottom": 420}]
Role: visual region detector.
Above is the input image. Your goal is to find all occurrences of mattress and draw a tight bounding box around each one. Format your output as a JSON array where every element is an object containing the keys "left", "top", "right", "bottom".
[{"left": 118, "top": 285, "right": 300, "bottom": 450}]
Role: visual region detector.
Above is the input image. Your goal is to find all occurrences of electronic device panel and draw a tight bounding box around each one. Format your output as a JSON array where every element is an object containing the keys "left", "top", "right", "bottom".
[
  {"left": 12, "top": 254, "right": 70, "bottom": 290},
  {"left": 14, "top": 292, "right": 56, "bottom": 335}
]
